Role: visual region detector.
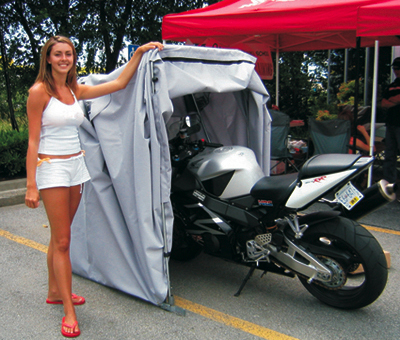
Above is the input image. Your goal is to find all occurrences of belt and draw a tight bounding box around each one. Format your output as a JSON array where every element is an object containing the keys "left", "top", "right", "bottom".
[{"left": 37, "top": 150, "right": 85, "bottom": 167}]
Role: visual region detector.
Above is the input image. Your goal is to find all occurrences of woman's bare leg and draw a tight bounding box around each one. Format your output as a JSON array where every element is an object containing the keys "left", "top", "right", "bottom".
[
  {"left": 46, "top": 185, "right": 82, "bottom": 302},
  {"left": 41, "top": 185, "right": 82, "bottom": 334}
]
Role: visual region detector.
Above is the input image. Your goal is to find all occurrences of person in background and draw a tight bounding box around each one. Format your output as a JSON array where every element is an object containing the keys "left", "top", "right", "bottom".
[
  {"left": 381, "top": 57, "right": 400, "bottom": 191},
  {"left": 24, "top": 35, "right": 163, "bottom": 337},
  {"left": 338, "top": 108, "right": 375, "bottom": 154}
]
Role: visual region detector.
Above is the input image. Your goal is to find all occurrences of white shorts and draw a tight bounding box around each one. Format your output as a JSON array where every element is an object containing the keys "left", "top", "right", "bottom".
[{"left": 36, "top": 153, "right": 91, "bottom": 190}]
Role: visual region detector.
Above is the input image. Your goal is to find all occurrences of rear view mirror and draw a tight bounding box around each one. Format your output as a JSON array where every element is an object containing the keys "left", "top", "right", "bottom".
[{"left": 184, "top": 115, "right": 201, "bottom": 135}]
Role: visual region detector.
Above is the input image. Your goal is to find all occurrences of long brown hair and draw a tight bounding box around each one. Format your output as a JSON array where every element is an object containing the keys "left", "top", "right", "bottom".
[{"left": 34, "top": 36, "right": 78, "bottom": 98}]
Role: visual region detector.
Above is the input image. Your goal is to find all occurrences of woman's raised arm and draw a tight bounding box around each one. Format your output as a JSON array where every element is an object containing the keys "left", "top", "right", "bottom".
[{"left": 77, "top": 42, "right": 163, "bottom": 101}]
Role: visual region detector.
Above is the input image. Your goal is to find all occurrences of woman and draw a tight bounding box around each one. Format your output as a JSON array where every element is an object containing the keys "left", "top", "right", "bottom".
[{"left": 24, "top": 36, "right": 163, "bottom": 337}]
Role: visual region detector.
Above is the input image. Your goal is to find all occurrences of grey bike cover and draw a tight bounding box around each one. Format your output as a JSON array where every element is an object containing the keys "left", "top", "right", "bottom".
[{"left": 70, "top": 45, "right": 270, "bottom": 305}]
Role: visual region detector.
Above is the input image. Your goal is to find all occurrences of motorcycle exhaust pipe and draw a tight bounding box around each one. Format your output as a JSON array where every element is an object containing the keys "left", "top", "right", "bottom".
[{"left": 335, "top": 179, "right": 396, "bottom": 221}]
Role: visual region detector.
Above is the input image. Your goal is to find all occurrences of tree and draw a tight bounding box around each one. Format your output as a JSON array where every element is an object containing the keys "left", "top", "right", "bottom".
[
  {"left": 0, "top": 19, "right": 19, "bottom": 131},
  {"left": 86, "top": 0, "right": 221, "bottom": 72},
  {"left": 6, "top": 0, "right": 393, "bottom": 133},
  {"left": 0, "top": 0, "right": 221, "bottom": 128},
  {"left": 265, "top": 51, "right": 313, "bottom": 122},
  {"left": 1, "top": 0, "right": 221, "bottom": 75}
]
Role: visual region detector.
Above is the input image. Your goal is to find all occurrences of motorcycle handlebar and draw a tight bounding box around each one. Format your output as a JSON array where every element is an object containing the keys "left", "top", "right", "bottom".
[
  {"left": 202, "top": 140, "right": 223, "bottom": 148},
  {"left": 170, "top": 139, "right": 223, "bottom": 166}
]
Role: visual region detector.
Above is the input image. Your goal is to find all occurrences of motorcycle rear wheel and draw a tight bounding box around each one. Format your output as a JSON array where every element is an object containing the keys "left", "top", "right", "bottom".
[{"left": 297, "top": 217, "right": 388, "bottom": 309}]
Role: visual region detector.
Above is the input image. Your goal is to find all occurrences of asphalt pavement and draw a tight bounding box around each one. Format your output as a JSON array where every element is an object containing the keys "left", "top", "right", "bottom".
[{"left": 1, "top": 179, "right": 400, "bottom": 339}]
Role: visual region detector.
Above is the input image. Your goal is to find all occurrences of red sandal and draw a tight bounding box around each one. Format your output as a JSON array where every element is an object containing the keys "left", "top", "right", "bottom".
[
  {"left": 46, "top": 293, "right": 86, "bottom": 306},
  {"left": 61, "top": 317, "right": 80, "bottom": 338}
]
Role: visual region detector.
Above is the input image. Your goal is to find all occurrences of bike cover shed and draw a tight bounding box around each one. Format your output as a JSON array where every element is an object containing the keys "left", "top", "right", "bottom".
[{"left": 70, "top": 45, "right": 270, "bottom": 306}]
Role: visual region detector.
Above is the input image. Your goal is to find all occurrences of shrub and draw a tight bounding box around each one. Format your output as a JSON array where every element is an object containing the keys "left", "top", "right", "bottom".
[
  {"left": 0, "top": 129, "right": 28, "bottom": 179},
  {"left": 315, "top": 110, "right": 338, "bottom": 121},
  {"left": 337, "top": 79, "right": 363, "bottom": 105}
]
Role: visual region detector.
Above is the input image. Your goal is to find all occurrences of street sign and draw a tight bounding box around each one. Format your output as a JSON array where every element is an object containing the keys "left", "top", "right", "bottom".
[{"left": 128, "top": 44, "right": 140, "bottom": 60}]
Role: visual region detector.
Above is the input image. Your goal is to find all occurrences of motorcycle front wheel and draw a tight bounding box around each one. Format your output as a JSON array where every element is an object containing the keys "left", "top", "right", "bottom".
[
  {"left": 170, "top": 215, "right": 202, "bottom": 261},
  {"left": 297, "top": 216, "right": 388, "bottom": 309}
]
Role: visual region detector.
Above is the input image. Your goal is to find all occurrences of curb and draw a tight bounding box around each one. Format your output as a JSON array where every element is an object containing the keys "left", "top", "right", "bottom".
[{"left": 0, "top": 178, "right": 26, "bottom": 208}]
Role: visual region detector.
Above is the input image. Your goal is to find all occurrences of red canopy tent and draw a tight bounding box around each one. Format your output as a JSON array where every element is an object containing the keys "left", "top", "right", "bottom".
[
  {"left": 357, "top": 0, "right": 400, "bottom": 40},
  {"left": 162, "top": 0, "right": 394, "bottom": 52},
  {"left": 162, "top": 0, "right": 399, "bottom": 106}
]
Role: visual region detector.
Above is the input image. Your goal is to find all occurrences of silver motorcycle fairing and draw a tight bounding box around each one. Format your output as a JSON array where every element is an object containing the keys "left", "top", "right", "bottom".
[
  {"left": 286, "top": 169, "right": 357, "bottom": 209},
  {"left": 286, "top": 155, "right": 374, "bottom": 210},
  {"left": 187, "top": 146, "right": 265, "bottom": 199}
]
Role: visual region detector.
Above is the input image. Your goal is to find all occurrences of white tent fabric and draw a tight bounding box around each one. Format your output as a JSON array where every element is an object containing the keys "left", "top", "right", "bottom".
[{"left": 70, "top": 45, "right": 270, "bottom": 305}]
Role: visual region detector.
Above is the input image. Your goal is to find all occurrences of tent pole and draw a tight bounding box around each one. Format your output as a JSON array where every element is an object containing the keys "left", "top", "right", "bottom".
[
  {"left": 327, "top": 50, "right": 331, "bottom": 105},
  {"left": 364, "top": 47, "right": 371, "bottom": 105},
  {"left": 392, "top": 47, "right": 396, "bottom": 82},
  {"left": 191, "top": 94, "right": 211, "bottom": 142},
  {"left": 152, "top": 61, "right": 185, "bottom": 315},
  {"left": 352, "top": 38, "right": 361, "bottom": 154},
  {"left": 367, "top": 41, "right": 379, "bottom": 188},
  {"left": 344, "top": 49, "right": 348, "bottom": 83},
  {"left": 159, "top": 202, "right": 186, "bottom": 316},
  {"left": 275, "top": 49, "right": 279, "bottom": 108}
]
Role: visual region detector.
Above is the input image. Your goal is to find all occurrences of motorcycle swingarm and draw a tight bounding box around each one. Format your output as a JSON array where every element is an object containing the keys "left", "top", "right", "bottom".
[
  {"left": 289, "top": 212, "right": 354, "bottom": 262},
  {"left": 270, "top": 236, "right": 333, "bottom": 284},
  {"left": 254, "top": 261, "right": 296, "bottom": 278},
  {"left": 299, "top": 242, "right": 353, "bottom": 263}
]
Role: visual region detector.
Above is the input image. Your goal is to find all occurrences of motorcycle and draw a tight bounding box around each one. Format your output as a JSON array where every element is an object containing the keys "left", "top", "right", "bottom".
[{"left": 169, "top": 114, "right": 394, "bottom": 309}]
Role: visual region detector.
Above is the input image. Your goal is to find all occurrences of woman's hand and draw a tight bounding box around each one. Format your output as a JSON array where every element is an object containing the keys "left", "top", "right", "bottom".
[
  {"left": 357, "top": 125, "right": 367, "bottom": 134},
  {"left": 136, "top": 42, "right": 164, "bottom": 55},
  {"left": 356, "top": 125, "right": 376, "bottom": 152},
  {"left": 25, "top": 187, "right": 40, "bottom": 209}
]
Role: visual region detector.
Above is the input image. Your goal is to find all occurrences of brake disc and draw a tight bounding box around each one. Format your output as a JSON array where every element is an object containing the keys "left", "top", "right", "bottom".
[{"left": 317, "top": 256, "right": 347, "bottom": 289}]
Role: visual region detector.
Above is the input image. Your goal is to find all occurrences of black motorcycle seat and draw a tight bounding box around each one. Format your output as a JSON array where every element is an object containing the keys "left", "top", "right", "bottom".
[
  {"left": 298, "top": 153, "right": 362, "bottom": 180},
  {"left": 250, "top": 173, "right": 298, "bottom": 202}
]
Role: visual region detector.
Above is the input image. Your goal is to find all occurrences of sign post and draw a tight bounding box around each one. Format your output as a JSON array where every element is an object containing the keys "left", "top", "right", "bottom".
[{"left": 128, "top": 44, "right": 140, "bottom": 60}]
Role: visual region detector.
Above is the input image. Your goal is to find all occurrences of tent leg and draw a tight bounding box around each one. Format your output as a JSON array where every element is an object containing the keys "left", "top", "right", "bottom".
[
  {"left": 191, "top": 94, "right": 211, "bottom": 142},
  {"left": 352, "top": 37, "right": 361, "bottom": 154},
  {"left": 159, "top": 202, "right": 186, "bottom": 316},
  {"left": 367, "top": 40, "right": 380, "bottom": 188},
  {"left": 160, "top": 298, "right": 186, "bottom": 316}
]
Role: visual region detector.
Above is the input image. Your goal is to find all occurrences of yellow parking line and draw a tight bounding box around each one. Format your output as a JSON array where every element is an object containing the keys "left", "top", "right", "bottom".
[
  {"left": 2, "top": 225, "right": 399, "bottom": 339},
  {"left": 0, "top": 229, "right": 48, "bottom": 253},
  {"left": 174, "top": 296, "right": 298, "bottom": 340},
  {"left": 0, "top": 228, "right": 297, "bottom": 340},
  {"left": 363, "top": 225, "right": 400, "bottom": 236}
]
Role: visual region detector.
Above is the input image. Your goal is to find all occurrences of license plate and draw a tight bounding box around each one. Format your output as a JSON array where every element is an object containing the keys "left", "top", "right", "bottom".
[{"left": 335, "top": 182, "right": 364, "bottom": 210}]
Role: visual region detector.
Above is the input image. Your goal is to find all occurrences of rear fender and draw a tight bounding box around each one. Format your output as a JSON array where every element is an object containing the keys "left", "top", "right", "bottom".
[{"left": 296, "top": 212, "right": 352, "bottom": 262}]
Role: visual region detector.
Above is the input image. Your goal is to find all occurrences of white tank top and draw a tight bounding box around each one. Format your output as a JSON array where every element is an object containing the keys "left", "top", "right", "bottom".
[{"left": 38, "top": 90, "right": 85, "bottom": 155}]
